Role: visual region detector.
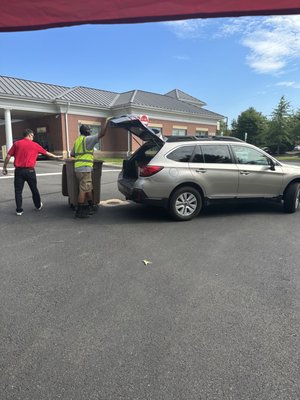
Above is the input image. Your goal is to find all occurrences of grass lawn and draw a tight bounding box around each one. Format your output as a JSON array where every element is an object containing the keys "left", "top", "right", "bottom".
[
  {"left": 95, "top": 157, "right": 124, "bottom": 165},
  {"left": 277, "top": 155, "right": 300, "bottom": 161}
]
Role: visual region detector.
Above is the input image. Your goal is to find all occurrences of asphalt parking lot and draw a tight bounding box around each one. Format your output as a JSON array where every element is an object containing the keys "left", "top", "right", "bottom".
[{"left": 1, "top": 160, "right": 300, "bottom": 400}]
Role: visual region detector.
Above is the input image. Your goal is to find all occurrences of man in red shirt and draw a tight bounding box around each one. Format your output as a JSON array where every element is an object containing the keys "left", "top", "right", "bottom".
[{"left": 2, "top": 129, "right": 61, "bottom": 215}]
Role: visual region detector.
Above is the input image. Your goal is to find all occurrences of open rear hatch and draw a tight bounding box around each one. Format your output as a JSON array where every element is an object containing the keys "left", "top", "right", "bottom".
[
  {"left": 110, "top": 115, "right": 165, "bottom": 179},
  {"left": 110, "top": 115, "right": 165, "bottom": 146}
]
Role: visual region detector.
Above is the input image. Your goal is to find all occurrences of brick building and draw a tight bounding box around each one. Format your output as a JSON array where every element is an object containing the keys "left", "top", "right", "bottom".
[{"left": 0, "top": 76, "right": 224, "bottom": 158}]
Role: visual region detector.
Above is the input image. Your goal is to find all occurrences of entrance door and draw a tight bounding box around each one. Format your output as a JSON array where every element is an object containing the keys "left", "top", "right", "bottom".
[{"left": 36, "top": 131, "right": 49, "bottom": 150}]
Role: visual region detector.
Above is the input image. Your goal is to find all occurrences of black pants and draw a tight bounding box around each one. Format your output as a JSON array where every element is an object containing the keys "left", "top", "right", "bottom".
[{"left": 14, "top": 168, "right": 41, "bottom": 212}]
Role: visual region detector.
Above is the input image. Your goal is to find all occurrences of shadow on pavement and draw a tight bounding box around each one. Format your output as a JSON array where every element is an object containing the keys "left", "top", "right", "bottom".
[{"left": 0, "top": 196, "right": 285, "bottom": 227}]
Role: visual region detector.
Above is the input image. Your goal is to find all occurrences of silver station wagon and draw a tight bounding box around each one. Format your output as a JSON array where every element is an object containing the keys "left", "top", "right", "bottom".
[{"left": 110, "top": 115, "right": 300, "bottom": 221}]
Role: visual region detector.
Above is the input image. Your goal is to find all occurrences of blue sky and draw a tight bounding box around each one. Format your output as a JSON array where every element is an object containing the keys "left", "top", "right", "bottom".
[{"left": 1, "top": 15, "right": 300, "bottom": 126}]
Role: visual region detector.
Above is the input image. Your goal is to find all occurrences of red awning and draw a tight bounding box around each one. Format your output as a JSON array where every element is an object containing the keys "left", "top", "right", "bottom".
[{"left": 1, "top": 0, "right": 300, "bottom": 32}]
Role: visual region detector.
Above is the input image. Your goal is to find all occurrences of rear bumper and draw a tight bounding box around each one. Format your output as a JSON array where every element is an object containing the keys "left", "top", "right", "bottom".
[{"left": 118, "top": 181, "right": 167, "bottom": 207}]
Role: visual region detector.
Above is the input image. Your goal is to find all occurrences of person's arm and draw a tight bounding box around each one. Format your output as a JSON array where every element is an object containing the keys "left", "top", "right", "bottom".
[
  {"left": 2, "top": 154, "right": 11, "bottom": 175},
  {"left": 35, "top": 142, "right": 62, "bottom": 160},
  {"left": 98, "top": 118, "right": 111, "bottom": 140},
  {"left": 86, "top": 118, "right": 111, "bottom": 150},
  {"left": 70, "top": 145, "right": 75, "bottom": 158},
  {"left": 45, "top": 151, "right": 63, "bottom": 160}
]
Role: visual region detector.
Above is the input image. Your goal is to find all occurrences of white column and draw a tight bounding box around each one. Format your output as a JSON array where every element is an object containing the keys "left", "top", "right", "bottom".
[
  {"left": 4, "top": 108, "right": 13, "bottom": 151},
  {"left": 65, "top": 103, "right": 70, "bottom": 157},
  {"left": 127, "top": 130, "right": 132, "bottom": 157}
]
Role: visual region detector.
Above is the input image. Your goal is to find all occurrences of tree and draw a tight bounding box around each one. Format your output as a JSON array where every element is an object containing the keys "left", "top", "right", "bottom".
[
  {"left": 265, "top": 96, "right": 292, "bottom": 154},
  {"left": 231, "top": 107, "right": 267, "bottom": 144},
  {"left": 216, "top": 118, "right": 230, "bottom": 136},
  {"left": 288, "top": 109, "right": 300, "bottom": 146}
]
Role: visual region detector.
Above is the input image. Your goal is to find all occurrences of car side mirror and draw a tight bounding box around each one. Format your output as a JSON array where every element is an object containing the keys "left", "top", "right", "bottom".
[{"left": 269, "top": 158, "right": 276, "bottom": 171}]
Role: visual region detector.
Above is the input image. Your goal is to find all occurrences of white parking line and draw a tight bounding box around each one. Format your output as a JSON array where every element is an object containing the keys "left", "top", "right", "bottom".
[
  {"left": 0, "top": 172, "right": 62, "bottom": 179},
  {"left": 36, "top": 172, "right": 62, "bottom": 176},
  {"left": 0, "top": 169, "right": 119, "bottom": 179}
]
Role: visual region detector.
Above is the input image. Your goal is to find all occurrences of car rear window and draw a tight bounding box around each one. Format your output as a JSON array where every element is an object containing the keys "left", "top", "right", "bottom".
[
  {"left": 167, "top": 145, "right": 195, "bottom": 162},
  {"left": 131, "top": 143, "right": 161, "bottom": 164}
]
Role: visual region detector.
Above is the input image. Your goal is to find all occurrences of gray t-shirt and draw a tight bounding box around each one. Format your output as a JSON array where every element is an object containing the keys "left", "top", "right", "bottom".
[{"left": 71, "top": 135, "right": 99, "bottom": 172}]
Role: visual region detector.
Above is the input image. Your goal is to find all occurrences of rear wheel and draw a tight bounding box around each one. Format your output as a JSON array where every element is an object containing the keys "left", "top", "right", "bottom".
[
  {"left": 283, "top": 183, "right": 300, "bottom": 213},
  {"left": 169, "top": 186, "right": 202, "bottom": 221}
]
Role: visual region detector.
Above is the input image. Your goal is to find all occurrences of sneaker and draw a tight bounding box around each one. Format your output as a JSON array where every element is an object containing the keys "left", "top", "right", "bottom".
[
  {"left": 75, "top": 205, "right": 89, "bottom": 218},
  {"left": 36, "top": 202, "right": 43, "bottom": 211},
  {"left": 88, "top": 205, "right": 95, "bottom": 215},
  {"left": 88, "top": 203, "right": 98, "bottom": 215},
  {"left": 16, "top": 211, "right": 23, "bottom": 216}
]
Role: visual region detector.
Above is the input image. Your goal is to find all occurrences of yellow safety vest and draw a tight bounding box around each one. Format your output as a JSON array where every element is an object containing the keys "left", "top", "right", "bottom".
[{"left": 74, "top": 136, "right": 94, "bottom": 168}]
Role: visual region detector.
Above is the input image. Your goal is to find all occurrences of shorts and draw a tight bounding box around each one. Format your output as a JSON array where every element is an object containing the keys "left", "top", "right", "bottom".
[{"left": 75, "top": 171, "right": 93, "bottom": 193}]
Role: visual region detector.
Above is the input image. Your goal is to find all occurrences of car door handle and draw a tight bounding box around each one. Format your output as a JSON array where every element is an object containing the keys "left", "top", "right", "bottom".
[
  {"left": 195, "top": 168, "right": 207, "bottom": 173},
  {"left": 240, "top": 170, "right": 250, "bottom": 175}
]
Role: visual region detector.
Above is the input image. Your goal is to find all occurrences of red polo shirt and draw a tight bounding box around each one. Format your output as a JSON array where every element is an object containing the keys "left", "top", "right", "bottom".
[{"left": 8, "top": 139, "right": 47, "bottom": 168}]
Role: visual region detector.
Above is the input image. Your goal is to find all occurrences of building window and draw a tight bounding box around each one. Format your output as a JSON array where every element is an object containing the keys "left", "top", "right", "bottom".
[
  {"left": 196, "top": 128, "right": 209, "bottom": 137},
  {"left": 172, "top": 128, "right": 187, "bottom": 136},
  {"left": 36, "top": 126, "right": 47, "bottom": 134},
  {"left": 148, "top": 124, "right": 163, "bottom": 136},
  {"left": 151, "top": 126, "right": 163, "bottom": 134}
]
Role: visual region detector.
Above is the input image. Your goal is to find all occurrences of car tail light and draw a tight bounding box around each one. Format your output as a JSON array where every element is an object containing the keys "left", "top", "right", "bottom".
[{"left": 139, "top": 165, "right": 164, "bottom": 177}]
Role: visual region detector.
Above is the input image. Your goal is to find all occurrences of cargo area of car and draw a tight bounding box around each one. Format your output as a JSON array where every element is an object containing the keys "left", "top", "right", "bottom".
[{"left": 122, "top": 141, "right": 162, "bottom": 179}]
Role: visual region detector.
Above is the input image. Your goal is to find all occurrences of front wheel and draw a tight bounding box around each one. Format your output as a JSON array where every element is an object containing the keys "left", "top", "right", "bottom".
[
  {"left": 283, "top": 183, "right": 300, "bottom": 213},
  {"left": 169, "top": 186, "right": 202, "bottom": 221}
]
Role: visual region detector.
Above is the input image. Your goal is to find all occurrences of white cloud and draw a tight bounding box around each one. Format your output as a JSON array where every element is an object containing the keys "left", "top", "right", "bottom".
[
  {"left": 240, "top": 16, "right": 300, "bottom": 74},
  {"left": 247, "top": 55, "right": 285, "bottom": 74},
  {"left": 164, "top": 15, "right": 300, "bottom": 75},
  {"left": 276, "top": 81, "right": 300, "bottom": 89},
  {"left": 216, "top": 17, "right": 257, "bottom": 37},
  {"left": 164, "top": 19, "right": 209, "bottom": 39}
]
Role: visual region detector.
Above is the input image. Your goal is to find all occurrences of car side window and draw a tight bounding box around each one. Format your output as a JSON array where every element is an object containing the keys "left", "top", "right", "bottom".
[
  {"left": 167, "top": 145, "right": 195, "bottom": 162},
  {"left": 200, "top": 145, "right": 232, "bottom": 164},
  {"left": 190, "top": 145, "right": 204, "bottom": 163},
  {"left": 232, "top": 145, "right": 269, "bottom": 165}
]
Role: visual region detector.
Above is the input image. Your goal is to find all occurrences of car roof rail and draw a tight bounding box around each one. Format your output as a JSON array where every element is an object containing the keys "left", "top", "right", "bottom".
[
  {"left": 165, "top": 136, "right": 198, "bottom": 142},
  {"left": 196, "top": 136, "right": 244, "bottom": 142},
  {"left": 165, "top": 135, "right": 244, "bottom": 143}
]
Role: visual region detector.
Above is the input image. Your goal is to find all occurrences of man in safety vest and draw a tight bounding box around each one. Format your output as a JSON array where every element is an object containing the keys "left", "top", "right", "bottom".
[{"left": 71, "top": 120, "right": 108, "bottom": 218}]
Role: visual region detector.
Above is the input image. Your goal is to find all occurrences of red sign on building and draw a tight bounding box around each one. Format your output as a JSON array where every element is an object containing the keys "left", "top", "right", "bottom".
[{"left": 139, "top": 115, "right": 149, "bottom": 126}]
